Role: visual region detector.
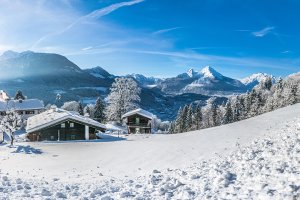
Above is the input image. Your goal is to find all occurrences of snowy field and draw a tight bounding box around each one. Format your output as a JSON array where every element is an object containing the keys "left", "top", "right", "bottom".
[{"left": 0, "top": 104, "right": 300, "bottom": 199}]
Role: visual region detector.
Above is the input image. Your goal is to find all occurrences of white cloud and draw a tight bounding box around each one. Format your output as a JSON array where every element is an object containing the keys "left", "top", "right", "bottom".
[
  {"left": 66, "top": 46, "right": 299, "bottom": 71},
  {"left": 282, "top": 50, "right": 291, "bottom": 54},
  {"left": 32, "top": 0, "right": 145, "bottom": 48},
  {"left": 252, "top": 26, "right": 275, "bottom": 37},
  {"left": 81, "top": 46, "right": 93, "bottom": 51},
  {"left": 152, "top": 27, "right": 182, "bottom": 35},
  {"left": 126, "top": 49, "right": 298, "bottom": 71}
]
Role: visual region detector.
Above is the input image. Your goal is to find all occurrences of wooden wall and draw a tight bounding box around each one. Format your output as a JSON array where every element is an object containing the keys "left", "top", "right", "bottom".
[{"left": 27, "top": 120, "right": 98, "bottom": 141}]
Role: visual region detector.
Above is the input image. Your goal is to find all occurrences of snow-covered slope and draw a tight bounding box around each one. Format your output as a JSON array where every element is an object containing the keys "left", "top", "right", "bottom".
[{"left": 0, "top": 104, "right": 299, "bottom": 199}]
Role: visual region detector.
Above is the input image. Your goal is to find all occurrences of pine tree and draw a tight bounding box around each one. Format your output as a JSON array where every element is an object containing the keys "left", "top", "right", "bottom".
[
  {"left": 231, "top": 97, "right": 239, "bottom": 122},
  {"left": 168, "top": 121, "right": 175, "bottom": 134},
  {"left": 78, "top": 101, "right": 84, "bottom": 115},
  {"left": 249, "top": 90, "right": 264, "bottom": 116},
  {"left": 94, "top": 97, "right": 105, "bottom": 122},
  {"left": 287, "top": 83, "right": 298, "bottom": 105},
  {"left": 223, "top": 101, "right": 233, "bottom": 124},
  {"left": 273, "top": 78, "right": 284, "bottom": 108},
  {"left": 211, "top": 104, "right": 218, "bottom": 127},
  {"left": 244, "top": 92, "right": 252, "bottom": 118},
  {"left": 264, "top": 76, "right": 273, "bottom": 90},
  {"left": 14, "top": 90, "right": 26, "bottom": 100},
  {"left": 84, "top": 104, "right": 95, "bottom": 118},
  {"left": 105, "top": 77, "right": 141, "bottom": 122},
  {"left": 85, "top": 106, "right": 90, "bottom": 116},
  {"left": 238, "top": 96, "right": 246, "bottom": 120},
  {"left": 194, "top": 103, "right": 202, "bottom": 130},
  {"left": 181, "top": 105, "right": 189, "bottom": 132},
  {"left": 174, "top": 107, "right": 184, "bottom": 133},
  {"left": 264, "top": 97, "right": 275, "bottom": 112},
  {"left": 186, "top": 103, "right": 194, "bottom": 131},
  {"left": 248, "top": 89, "right": 259, "bottom": 117}
]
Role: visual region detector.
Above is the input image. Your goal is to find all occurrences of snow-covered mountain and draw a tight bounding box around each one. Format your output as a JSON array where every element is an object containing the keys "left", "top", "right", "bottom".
[
  {"left": 84, "top": 66, "right": 114, "bottom": 79},
  {"left": 157, "top": 66, "right": 247, "bottom": 95},
  {"left": 126, "top": 73, "right": 162, "bottom": 87},
  {"left": 0, "top": 50, "right": 21, "bottom": 60},
  {"left": 240, "top": 73, "right": 275, "bottom": 89}
]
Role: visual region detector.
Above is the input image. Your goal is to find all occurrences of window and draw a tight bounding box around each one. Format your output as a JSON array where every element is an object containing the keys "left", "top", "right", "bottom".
[
  {"left": 70, "top": 122, "right": 74, "bottom": 128},
  {"left": 135, "top": 127, "right": 140, "bottom": 133},
  {"left": 135, "top": 117, "right": 140, "bottom": 125},
  {"left": 25, "top": 110, "right": 34, "bottom": 114},
  {"left": 61, "top": 123, "right": 65, "bottom": 128},
  {"left": 70, "top": 135, "right": 76, "bottom": 140}
]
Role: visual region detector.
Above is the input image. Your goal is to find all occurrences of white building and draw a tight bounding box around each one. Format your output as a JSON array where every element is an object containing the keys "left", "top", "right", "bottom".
[{"left": 0, "top": 90, "right": 45, "bottom": 119}]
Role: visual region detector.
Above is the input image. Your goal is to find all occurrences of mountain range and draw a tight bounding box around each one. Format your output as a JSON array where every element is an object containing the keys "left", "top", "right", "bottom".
[{"left": 0, "top": 50, "right": 275, "bottom": 120}]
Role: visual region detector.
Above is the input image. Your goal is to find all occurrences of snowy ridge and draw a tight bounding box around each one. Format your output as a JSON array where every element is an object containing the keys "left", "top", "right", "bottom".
[
  {"left": 187, "top": 68, "right": 197, "bottom": 77},
  {"left": 126, "top": 73, "right": 161, "bottom": 86},
  {"left": 199, "top": 66, "right": 223, "bottom": 79},
  {"left": 179, "top": 66, "right": 246, "bottom": 95},
  {"left": 240, "top": 73, "right": 275, "bottom": 86}
]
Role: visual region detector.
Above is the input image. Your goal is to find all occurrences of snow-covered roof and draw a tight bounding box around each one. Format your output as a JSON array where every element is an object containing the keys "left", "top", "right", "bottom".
[
  {"left": 0, "top": 90, "right": 9, "bottom": 101},
  {"left": 122, "top": 108, "right": 154, "bottom": 120},
  {"left": 26, "top": 108, "right": 106, "bottom": 133},
  {"left": 0, "top": 99, "right": 44, "bottom": 112}
]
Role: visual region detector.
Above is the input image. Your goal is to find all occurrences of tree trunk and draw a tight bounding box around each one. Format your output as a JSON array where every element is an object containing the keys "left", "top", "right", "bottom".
[{"left": 10, "top": 132, "right": 14, "bottom": 146}]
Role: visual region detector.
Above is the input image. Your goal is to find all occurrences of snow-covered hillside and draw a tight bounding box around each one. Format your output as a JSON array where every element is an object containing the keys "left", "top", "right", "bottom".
[{"left": 0, "top": 104, "right": 299, "bottom": 199}]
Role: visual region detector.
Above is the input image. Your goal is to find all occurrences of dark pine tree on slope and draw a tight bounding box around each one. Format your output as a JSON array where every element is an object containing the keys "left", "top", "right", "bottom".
[
  {"left": 194, "top": 103, "right": 203, "bottom": 130},
  {"left": 14, "top": 90, "right": 26, "bottom": 100},
  {"left": 94, "top": 97, "right": 105, "bottom": 122},
  {"left": 78, "top": 101, "right": 84, "bottom": 115},
  {"left": 223, "top": 101, "right": 233, "bottom": 124},
  {"left": 186, "top": 103, "right": 194, "bottom": 131}
]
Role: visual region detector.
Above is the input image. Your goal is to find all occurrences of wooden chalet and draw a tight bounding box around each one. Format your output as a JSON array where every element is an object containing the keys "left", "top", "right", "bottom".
[
  {"left": 26, "top": 107, "right": 106, "bottom": 141},
  {"left": 122, "top": 108, "right": 154, "bottom": 134}
]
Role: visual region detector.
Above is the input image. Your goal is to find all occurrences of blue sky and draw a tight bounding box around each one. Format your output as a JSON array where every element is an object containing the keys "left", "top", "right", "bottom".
[{"left": 1, "top": 0, "right": 300, "bottom": 78}]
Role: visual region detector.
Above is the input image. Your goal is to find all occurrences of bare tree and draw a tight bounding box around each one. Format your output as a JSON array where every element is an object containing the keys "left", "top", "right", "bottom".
[{"left": 0, "top": 109, "right": 22, "bottom": 146}]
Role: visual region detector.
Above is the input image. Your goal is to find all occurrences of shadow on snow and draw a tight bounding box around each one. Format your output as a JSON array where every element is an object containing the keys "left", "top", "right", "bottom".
[{"left": 12, "top": 145, "right": 43, "bottom": 154}]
